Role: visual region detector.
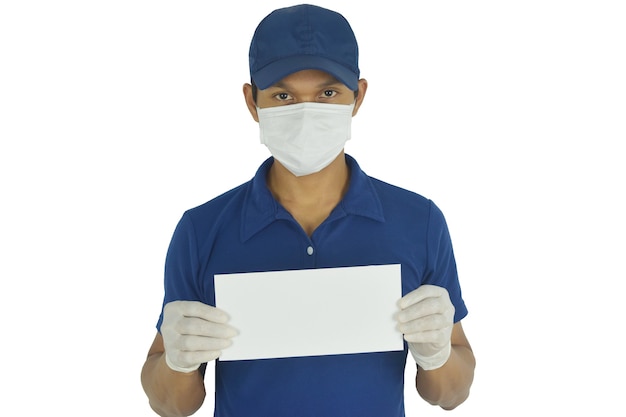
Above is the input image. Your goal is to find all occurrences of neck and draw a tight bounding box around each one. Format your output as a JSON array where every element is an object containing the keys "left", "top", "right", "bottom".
[
  {"left": 267, "top": 152, "right": 350, "bottom": 235},
  {"left": 268, "top": 152, "right": 349, "bottom": 203}
]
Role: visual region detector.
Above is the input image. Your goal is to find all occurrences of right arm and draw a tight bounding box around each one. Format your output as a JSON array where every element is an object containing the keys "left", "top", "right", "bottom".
[
  {"left": 141, "top": 301, "right": 237, "bottom": 417},
  {"left": 141, "top": 333, "right": 206, "bottom": 417}
]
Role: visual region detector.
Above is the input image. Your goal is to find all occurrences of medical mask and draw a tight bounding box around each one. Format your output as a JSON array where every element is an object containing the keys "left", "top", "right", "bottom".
[{"left": 257, "top": 102, "right": 355, "bottom": 177}]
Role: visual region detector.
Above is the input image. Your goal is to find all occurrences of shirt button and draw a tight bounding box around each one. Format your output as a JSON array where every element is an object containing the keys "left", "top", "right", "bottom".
[{"left": 307, "top": 246, "right": 314, "bottom": 255}]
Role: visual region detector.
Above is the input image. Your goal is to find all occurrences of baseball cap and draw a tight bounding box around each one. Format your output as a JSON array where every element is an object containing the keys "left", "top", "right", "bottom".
[{"left": 249, "top": 4, "right": 360, "bottom": 91}]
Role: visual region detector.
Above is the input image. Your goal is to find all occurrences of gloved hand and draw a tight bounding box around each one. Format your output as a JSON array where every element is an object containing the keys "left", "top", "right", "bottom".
[
  {"left": 161, "top": 300, "right": 238, "bottom": 373},
  {"left": 397, "top": 285, "right": 455, "bottom": 370}
]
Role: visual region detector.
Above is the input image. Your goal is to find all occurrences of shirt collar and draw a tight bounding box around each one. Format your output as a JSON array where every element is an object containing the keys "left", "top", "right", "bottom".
[{"left": 241, "top": 155, "right": 385, "bottom": 242}]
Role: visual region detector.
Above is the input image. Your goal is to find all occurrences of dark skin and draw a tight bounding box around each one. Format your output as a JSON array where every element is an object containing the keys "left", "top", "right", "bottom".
[{"left": 141, "top": 69, "right": 475, "bottom": 416}]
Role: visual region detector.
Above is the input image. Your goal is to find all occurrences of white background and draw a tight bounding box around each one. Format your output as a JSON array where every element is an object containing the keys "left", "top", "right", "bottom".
[{"left": 1, "top": 1, "right": 624, "bottom": 415}]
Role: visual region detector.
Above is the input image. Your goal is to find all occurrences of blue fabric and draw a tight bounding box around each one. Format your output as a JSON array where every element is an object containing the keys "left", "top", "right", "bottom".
[
  {"left": 249, "top": 4, "right": 360, "bottom": 90},
  {"left": 157, "top": 155, "right": 467, "bottom": 417}
]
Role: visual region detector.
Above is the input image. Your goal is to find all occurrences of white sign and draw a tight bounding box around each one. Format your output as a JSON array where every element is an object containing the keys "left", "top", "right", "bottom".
[{"left": 214, "top": 264, "right": 404, "bottom": 361}]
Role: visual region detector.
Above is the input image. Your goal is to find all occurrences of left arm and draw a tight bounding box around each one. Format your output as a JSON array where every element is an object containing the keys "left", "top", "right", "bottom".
[
  {"left": 397, "top": 285, "right": 475, "bottom": 410},
  {"left": 414, "top": 322, "right": 475, "bottom": 409}
]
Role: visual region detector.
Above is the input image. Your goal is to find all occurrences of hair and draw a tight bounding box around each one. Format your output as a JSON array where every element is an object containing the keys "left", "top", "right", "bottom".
[
  {"left": 250, "top": 81, "right": 358, "bottom": 104},
  {"left": 251, "top": 82, "right": 258, "bottom": 103}
]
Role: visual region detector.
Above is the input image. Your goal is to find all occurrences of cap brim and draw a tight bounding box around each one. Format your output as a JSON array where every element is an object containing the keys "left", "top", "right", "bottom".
[{"left": 252, "top": 55, "right": 358, "bottom": 91}]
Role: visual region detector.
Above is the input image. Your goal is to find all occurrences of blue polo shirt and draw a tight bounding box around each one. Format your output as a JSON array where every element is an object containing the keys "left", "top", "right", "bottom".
[{"left": 158, "top": 154, "right": 467, "bottom": 417}]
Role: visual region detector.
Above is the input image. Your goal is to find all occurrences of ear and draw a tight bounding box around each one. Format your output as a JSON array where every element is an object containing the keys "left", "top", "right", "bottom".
[
  {"left": 351, "top": 78, "right": 368, "bottom": 117},
  {"left": 243, "top": 83, "right": 259, "bottom": 122}
]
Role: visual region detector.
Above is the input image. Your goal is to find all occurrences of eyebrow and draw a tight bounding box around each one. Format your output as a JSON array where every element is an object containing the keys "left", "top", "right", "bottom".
[{"left": 269, "top": 77, "right": 344, "bottom": 90}]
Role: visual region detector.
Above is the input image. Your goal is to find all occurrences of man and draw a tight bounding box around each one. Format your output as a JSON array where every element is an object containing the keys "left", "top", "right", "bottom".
[{"left": 141, "top": 4, "right": 475, "bottom": 417}]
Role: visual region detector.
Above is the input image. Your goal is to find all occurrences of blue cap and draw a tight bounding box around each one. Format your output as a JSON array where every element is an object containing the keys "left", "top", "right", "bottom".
[{"left": 249, "top": 4, "right": 360, "bottom": 91}]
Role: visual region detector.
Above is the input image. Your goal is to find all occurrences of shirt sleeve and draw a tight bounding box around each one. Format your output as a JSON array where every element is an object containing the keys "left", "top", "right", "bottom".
[
  {"left": 424, "top": 200, "right": 468, "bottom": 323},
  {"left": 156, "top": 212, "right": 203, "bottom": 331}
]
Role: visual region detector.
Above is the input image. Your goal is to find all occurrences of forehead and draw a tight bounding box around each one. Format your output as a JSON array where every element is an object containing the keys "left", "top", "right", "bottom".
[{"left": 264, "top": 69, "right": 348, "bottom": 90}]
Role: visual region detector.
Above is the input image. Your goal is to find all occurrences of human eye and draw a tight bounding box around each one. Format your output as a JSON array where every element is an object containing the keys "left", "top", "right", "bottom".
[
  {"left": 273, "top": 92, "right": 293, "bottom": 101},
  {"left": 321, "top": 89, "right": 338, "bottom": 99}
]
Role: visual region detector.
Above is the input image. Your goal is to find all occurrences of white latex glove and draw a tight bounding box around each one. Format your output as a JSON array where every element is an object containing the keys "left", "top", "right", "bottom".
[
  {"left": 161, "top": 300, "right": 237, "bottom": 373},
  {"left": 397, "top": 285, "right": 455, "bottom": 370}
]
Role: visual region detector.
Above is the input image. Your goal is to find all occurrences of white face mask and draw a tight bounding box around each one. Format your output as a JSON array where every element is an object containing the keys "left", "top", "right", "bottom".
[{"left": 257, "top": 102, "right": 355, "bottom": 177}]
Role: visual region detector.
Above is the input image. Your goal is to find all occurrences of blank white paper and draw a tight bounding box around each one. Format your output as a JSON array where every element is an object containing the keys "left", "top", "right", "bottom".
[{"left": 214, "top": 264, "right": 404, "bottom": 361}]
